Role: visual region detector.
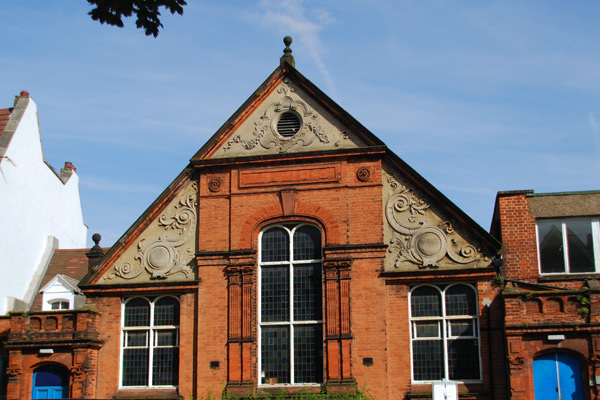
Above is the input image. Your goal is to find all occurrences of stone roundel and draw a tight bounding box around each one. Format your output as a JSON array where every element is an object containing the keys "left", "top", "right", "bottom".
[
  {"left": 208, "top": 177, "right": 222, "bottom": 192},
  {"left": 409, "top": 226, "right": 447, "bottom": 266},
  {"left": 357, "top": 166, "right": 371, "bottom": 182},
  {"left": 145, "top": 243, "right": 175, "bottom": 271}
]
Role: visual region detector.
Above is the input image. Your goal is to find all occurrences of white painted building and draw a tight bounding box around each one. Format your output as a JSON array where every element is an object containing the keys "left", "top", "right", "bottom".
[{"left": 0, "top": 91, "right": 87, "bottom": 314}]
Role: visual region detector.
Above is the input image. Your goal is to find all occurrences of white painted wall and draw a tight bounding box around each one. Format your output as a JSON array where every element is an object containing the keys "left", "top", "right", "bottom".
[
  {"left": 0, "top": 94, "right": 87, "bottom": 314},
  {"left": 40, "top": 275, "right": 85, "bottom": 311}
]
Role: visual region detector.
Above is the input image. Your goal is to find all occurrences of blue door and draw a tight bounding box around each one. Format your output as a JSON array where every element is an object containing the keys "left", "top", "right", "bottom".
[
  {"left": 533, "top": 353, "right": 584, "bottom": 400},
  {"left": 32, "top": 366, "right": 69, "bottom": 399}
]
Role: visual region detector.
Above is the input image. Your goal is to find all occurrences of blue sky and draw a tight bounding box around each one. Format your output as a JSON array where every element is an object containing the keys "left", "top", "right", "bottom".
[{"left": 1, "top": 1, "right": 599, "bottom": 247}]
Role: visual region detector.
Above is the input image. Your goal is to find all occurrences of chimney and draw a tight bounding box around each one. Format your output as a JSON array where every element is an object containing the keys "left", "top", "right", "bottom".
[
  {"left": 62, "top": 162, "right": 76, "bottom": 173},
  {"left": 86, "top": 233, "right": 104, "bottom": 272}
]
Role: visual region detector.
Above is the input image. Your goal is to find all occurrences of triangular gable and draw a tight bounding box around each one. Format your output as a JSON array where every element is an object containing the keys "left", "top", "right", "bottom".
[
  {"left": 191, "top": 65, "right": 384, "bottom": 163},
  {"left": 381, "top": 153, "right": 500, "bottom": 272},
  {"left": 81, "top": 169, "right": 198, "bottom": 286},
  {"left": 40, "top": 274, "right": 81, "bottom": 294}
]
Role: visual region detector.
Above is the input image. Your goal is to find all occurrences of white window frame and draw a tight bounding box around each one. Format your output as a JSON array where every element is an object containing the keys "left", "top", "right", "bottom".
[
  {"left": 257, "top": 223, "right": 323, "bottom": 387},
  {"left": 119, "top": 296, "right": 179, "bottom": 389},
  {"left": 409, "top": 283, "right": 482, "bottom": 384},
  {"left": 49, "top": 299, "right": 70, "bottom": 310},
  {"left": 536, "top": 218, "right": 600, "bottom": 275}
]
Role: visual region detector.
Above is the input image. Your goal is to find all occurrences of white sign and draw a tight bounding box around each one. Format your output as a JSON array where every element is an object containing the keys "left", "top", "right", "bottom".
[{"left": 432, "top": 381, "right": 458, "bottom": 400}]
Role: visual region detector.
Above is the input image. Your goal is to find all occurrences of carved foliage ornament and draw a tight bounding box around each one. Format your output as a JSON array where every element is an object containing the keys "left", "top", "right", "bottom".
[
  {"left": 386, "top": 175, "right": 485, "bottom": 268},
  {"left": 223, "top": 80, "right": 347, "bottom": 153},
  {"left": 108, "top": 182, "right": 197, "bottom": 280}
]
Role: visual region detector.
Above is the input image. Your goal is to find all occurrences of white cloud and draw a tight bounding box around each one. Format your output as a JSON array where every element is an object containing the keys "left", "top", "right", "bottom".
[
  {"left": 247, "top": 0, "right": 337, "bottom": 97},
  {"left": 80, "top": 177, "right": 162, "bottom": 193}
]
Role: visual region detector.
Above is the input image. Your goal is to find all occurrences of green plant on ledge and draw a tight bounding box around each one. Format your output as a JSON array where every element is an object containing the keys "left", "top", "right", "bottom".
[
  {"left": 213, "top": 389, "right": 372, "bottom": 400},
  {"left": 577, "top": 294, "right": 590, "bottom": 316},
  {"left": 493, "top": 273, "right": 504, "bottom": 287}
]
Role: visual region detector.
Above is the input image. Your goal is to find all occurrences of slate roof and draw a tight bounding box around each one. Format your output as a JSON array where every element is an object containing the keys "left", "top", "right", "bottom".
[{"left": 30, "top": 249, "right": 90, "bottom": 311}]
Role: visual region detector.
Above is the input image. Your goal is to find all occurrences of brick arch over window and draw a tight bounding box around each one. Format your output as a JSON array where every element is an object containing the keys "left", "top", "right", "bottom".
[{"left": 237, "top": 199, "right": 344, "bottom": 249}]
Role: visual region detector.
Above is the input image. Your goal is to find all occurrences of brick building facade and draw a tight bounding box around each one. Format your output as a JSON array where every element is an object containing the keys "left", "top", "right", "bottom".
[
  {"left": 491, "top": 190, "right": 600, "bottom": 400},
  {"left": 1, "top": 40, "right": 509, "bottom": 399}
]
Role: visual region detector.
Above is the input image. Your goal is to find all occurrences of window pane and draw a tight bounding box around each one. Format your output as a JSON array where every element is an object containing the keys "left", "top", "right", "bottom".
[
  {"left": 125, "top": 298, "right": 150, "bottom": 327},
  {"left": 293, "top": 225, "right": 321, "bottom": 261},
  {"left": 448, "top": 339, "right": 480, "bottom": 380},
  {"left": 294, "top": 263, "right": 322, "bottom": 321},
  {"left": 448, "top": 320, "right": 474, "bottom": 337},
  {"left": 262, "top": 228, "right": 289, "bottom": 262},
  {"left": 294, "top": 325, "right": 323, "bottom": 383},
  {"left": 153, "top": 347, "right": 178, "bottom": 386},
  {"left": 566, "top": 220, "right": 595, "bottom": 273},
  {"left": 154, "top": 297, "right": 179, "bottom": 326},
  {"left": 538, "top": 221, "right": 566, "bottom": 273},
  {"left": 261, "top": 266, "right": 290, "bottom": 322},
  {"left": 156, "top": 330, "right": 177, "bottom": 347},
  {"left": 261, "top": 326, "right": 290, "bottom": 384},
  {"left": 411, "top": 287, "right": 441, "bottom": 317},
  {"left": 126, "top": 331, "right": 147, "bottom": 347},
  {"left": 412, "top": 339, "right": 443, "bottom": 381},
  {"left": 51, "top": 302, "right": 60, "bottom": 310},
  {"left": 414, "top": 321, "right": 439, "bottom": 338},
  {"left": 123, "top": 348, "right": 149, "bottom": 386},
  {"left": 445, "top": 285, "right": 477, "bottom": 316}
]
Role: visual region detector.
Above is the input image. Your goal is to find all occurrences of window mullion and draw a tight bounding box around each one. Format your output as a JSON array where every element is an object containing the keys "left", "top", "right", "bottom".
[
  {"left": 441, "top": 288, "right": 449, "bottom": 381},
  {"left": 148, "top": 300, "right": 154, "bottom": 387},
  {"left": 593, "top": 220, "right": 600, "bottom": 272},
  {"left": 289, "top": 229, "right": 295, "bottom": 384},
  {"left": 562, "top": 221, "right": 570, "bottom": 273}
]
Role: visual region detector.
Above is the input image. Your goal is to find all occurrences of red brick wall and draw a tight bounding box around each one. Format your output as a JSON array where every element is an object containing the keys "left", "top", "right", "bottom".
[
  {"left": 79, "top": 155, "right": 503, "bottom": 399},
  {"left": 497, "top": 194, "right": 539, "bottom": 282},
  {"left": 497, "top": 192, "right": 600, "bottom": 400}
]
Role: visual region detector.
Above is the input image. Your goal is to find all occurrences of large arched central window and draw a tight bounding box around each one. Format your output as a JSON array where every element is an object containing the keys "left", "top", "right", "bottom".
[{"left": 258, "top": 223, "right": 323, "bottom": 385}]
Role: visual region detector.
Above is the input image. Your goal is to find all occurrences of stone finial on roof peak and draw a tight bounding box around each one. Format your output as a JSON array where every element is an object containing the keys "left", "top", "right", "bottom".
[{"left": 280, "top": 36, "right": 295, "bottom": 68}]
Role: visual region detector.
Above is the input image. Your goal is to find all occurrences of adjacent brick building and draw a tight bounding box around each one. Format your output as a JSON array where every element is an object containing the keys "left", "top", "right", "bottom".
[
  {"left": 491, "top": 190, "right": 600, "bottom": 400},
  {"left": 2, "top": 39, "right": 510, "bottom": 399}
]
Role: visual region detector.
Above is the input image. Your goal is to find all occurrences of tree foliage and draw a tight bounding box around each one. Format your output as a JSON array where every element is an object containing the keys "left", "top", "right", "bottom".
[{"left": 87, "top": 0, "right": 187, "bottom": 37}]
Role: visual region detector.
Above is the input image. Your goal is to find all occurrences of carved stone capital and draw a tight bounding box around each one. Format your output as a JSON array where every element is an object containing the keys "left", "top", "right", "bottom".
[
  {"left": 324, "top": 259, "right": 352, "bottom": 271},
  {"left": 6, "top": 367, "right": 22, "bottom": 378},
  {"left": 507, "top": 355, "right": 525, "bottom": 369},
  {"left": 225, "top": 264, "right": 255, "bottom": 280},
  {"left": 70, "top": 366, "right": 88, "bottom": 381}
]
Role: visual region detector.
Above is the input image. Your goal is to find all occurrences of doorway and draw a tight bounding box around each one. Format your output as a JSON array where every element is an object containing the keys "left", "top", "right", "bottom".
[
  {"left": 31, "top": 365, "right": 69, "bottom": 399},
  {"left": 533, "top": 353, "right": 584, "bottom": 400}
]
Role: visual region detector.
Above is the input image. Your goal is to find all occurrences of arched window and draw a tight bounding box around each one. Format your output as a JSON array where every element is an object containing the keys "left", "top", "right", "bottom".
[
  {"left": 259, "top": 224, "right": 323, "bottom": 385},
  {"left": 121, "top": 296, "right": 179, "bottom": 387},
  {"left": 410, "top": 284, "right": 480, "bottom": 382}
]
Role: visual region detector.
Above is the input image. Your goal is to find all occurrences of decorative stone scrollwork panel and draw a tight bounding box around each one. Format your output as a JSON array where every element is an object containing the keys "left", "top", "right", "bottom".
[
  {"left": 383, "top": 170, "right": 490, "bottom": 271},
  {"left": 220, "top": 79, "right": 354, "bottom": 156},
  {"left": 102, "top": 181, "right": 198, "bottom": 283}
]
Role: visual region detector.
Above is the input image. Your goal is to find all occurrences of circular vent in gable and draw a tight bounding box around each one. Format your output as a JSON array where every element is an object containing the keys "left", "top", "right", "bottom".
[{"left": 276, "top": 112, "right": 301, "bottom": 137}]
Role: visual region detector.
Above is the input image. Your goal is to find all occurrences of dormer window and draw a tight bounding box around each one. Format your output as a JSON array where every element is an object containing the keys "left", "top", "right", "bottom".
[
  {"left": 50, "top": 300, "right": 70, "bottom": 310},
  {"left": 537, "top": 218, "right": 600, "bottom": 274}
]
